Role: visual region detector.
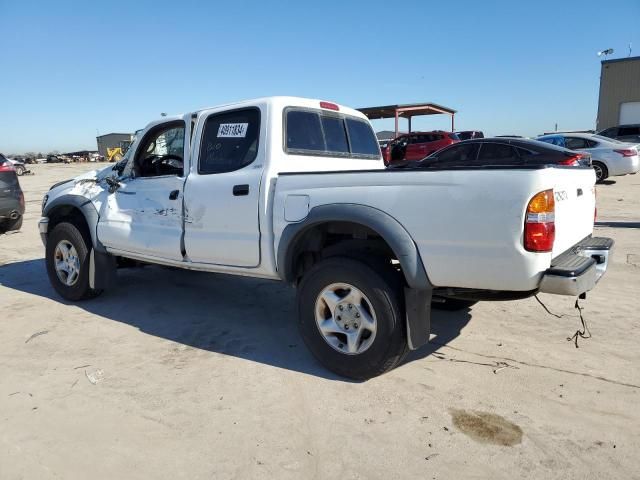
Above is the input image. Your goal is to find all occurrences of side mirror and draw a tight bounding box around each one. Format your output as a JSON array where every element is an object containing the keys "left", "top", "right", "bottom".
[
  {"left": 105, "top": 176, "right": 121, "bottom": 193},
  {"left": 112, "top": 159, "right": 128, "bottom": 176}
]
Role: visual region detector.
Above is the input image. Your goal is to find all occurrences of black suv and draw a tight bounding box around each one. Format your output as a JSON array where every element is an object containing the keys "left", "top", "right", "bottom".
[
  {"left": 597, "top": 124, "right": 640, "bottom": 143},
  {"left": 0, "top": 153, "right": 25, "bottom": 233}
]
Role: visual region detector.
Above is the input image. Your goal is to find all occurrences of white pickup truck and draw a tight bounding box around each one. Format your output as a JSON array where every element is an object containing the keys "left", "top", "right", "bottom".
[{"left": 39, "top": 97, "right": 613, "bottom": 379}]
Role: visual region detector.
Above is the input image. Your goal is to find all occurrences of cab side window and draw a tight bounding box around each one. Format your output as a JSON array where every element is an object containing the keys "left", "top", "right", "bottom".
[
  {"left": 199, "top": 108, "right": 260, "bottom": 174},
  {"left": 135, "top": 122, "right": 185, "bottom": 178}
]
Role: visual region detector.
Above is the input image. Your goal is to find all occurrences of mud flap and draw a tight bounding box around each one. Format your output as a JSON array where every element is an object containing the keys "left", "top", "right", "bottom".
[
  {"left": 89, "top": 249, "right": 117, "bottom": 290},
  {"left": 404, "top": 287, "right": 432, "bottom": 350}
]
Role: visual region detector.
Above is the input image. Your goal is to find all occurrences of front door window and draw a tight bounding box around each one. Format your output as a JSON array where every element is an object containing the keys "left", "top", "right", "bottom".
[{"left": 135, "top": 123, "right": 185, "bottom": 177}]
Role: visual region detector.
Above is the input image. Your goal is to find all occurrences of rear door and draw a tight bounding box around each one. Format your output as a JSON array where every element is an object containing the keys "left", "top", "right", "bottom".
[
  {"left": 565, "top": 136, "right": 596, "bottom": 152},
  {"left": 424, "top": 133, "right": 446, "bottom": 156},
  {"left": 404, "top": 134, "right": 423, "bottom": 160},
  {"left": 182, "top": 106, "right": 263, "bottom": 267}
]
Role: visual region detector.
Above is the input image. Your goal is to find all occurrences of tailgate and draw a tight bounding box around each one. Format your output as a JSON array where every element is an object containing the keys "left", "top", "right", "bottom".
[{"left": 551, "top": 168, "right": 596, "bottom": 257}]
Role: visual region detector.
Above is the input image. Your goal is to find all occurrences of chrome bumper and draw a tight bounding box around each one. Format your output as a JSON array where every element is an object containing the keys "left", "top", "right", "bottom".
[
  {"left": 38, "top": 217, "right": 49, "bottom": 246},
  {"left": 539, "top": 237, "right": 613, "bottom": 296}
]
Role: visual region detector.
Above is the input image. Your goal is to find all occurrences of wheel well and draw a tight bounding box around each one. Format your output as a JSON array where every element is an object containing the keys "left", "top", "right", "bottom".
[
  {"left": 47, "top": 205, "right": 91, "bottom": 244},
  {"left": 287, "top": 221, "right": 400, "bottom": 285}
]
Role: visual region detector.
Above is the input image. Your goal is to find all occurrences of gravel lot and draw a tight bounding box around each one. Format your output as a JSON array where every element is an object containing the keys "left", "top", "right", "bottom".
[{"left": 1, "top": 163, "right": 639, "bottom": 479}]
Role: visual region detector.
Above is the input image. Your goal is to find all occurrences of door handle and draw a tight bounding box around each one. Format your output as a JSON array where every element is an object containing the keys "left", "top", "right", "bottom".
[
  {"left": 169, "top": 190, "right": 179, "bottom": 200},
  {"left": 233, "top": 184, "right": 249, "bottom": 196}
]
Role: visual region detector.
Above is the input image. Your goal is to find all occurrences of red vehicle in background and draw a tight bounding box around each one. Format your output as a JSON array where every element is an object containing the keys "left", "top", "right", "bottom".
[{"left": 382, "top": 131, "right": 459, "bottom": 165}]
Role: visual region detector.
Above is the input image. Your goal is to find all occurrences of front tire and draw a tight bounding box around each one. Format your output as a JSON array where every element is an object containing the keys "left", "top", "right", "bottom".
[
  {"left": 46, "top": 222, "right": 103, "bottom": 301},
  {"left": 297, "top": 257, "right": 408, "bottom": 380},
  {"left": 15, "top": 165, "right": 26, "bottom": 176}
]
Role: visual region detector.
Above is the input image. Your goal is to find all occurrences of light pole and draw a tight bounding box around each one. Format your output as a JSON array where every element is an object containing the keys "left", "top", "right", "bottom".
[{"left": 597, "top": 48, "right": 614, "bottom": 60}]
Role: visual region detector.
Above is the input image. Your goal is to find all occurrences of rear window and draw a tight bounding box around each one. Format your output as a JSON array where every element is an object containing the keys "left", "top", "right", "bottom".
[
  {"left": 285, "top": 109, "right": 380, "bottom": 158},
  {"left": 346, "top": 118, "right": 380, "bottom": 156},
  {"left": 619, "top": 126, "right": 640, "bottom": 136}
]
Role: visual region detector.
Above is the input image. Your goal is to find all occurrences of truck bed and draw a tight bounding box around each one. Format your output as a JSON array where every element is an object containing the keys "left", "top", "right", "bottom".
[{"left": 273, "top": 165, "right": 596, "bottom": 292}]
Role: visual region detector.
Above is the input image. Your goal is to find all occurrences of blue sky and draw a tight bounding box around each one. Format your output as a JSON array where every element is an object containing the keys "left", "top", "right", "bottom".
[{"left": 1, "top": 0, "right": 639, "bottom": 153}]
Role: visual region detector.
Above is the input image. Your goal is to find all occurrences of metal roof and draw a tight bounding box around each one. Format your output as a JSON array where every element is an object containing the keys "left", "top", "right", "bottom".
[
  {"left": 601, "top": 55, "right": 640, "bottom": 65},
  {"left": 96, "top": 132, "right": 132, "bottom": 139},
  {"left": 358, "top": 102, "right": 456, "bottom": 120}
]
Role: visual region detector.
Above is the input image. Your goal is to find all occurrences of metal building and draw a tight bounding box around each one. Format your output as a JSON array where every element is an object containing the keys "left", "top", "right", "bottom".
[
  {"left": 96, "top": 133, "right": 133, "bottom": 159},
  {"left": 596, "top": 56, "right": 640, "bottom": 131}
]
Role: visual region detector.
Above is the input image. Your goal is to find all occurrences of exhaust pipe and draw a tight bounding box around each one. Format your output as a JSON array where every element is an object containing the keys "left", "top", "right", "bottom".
[{"left": 9, "top": 211, "right": 19, "bottom": 220}]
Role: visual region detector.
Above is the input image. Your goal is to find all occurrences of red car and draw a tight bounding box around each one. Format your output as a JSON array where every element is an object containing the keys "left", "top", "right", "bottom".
[{"left": 382, "top": 131, "right": 459, "bottom": 165}]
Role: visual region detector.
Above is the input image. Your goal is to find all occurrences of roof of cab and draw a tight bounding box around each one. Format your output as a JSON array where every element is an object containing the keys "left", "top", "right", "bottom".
[{"left": 192, "top": 96, "right": 367, "bottom": 120}]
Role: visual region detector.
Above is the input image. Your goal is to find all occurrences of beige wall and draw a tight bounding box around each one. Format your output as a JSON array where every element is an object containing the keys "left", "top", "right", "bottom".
[{"left": 597, "top": 57, "right": 640, "bottom": 131}]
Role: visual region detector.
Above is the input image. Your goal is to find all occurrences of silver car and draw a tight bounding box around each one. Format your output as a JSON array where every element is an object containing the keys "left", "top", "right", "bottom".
[{"left": 537, "top": 133, "right": 640, "bottom": 182}]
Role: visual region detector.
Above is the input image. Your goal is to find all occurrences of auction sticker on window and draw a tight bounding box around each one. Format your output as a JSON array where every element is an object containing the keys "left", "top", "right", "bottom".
[{"left": 217, "top": 123, "right": 248, "bottom": 138}]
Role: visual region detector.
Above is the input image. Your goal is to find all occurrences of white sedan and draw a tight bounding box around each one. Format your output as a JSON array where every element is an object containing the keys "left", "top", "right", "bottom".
[{"left": 537, "top": 133, "right": 640, "bottom": 182}]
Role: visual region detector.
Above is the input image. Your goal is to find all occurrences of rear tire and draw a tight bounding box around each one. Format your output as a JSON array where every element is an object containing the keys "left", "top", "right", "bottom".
[
  {"left": 0, "top": 216, "right": 22, "bottom": 234},
  {"left": 593, "top": 162, "right": 608, "bottom": 183},
  {"left": 297, "top": 257, "right": 408, "bottom": 380},
  {"left": 46, "top": 222, "right": 103, "bottom": 301}
]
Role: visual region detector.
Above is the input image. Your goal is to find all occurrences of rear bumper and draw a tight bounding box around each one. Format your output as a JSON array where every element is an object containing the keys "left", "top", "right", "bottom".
[
  {"left": 38, "top": 217, "right": 49, "bottom": 246},
  {"left": 609, "top": 155, "right": 640, "bottom": 176},
  {"left": 0, "top": 197, "right": 22, "bottom": 220},
  {"left": 539, "top": 236, "right": 613, "bottom": 296}
]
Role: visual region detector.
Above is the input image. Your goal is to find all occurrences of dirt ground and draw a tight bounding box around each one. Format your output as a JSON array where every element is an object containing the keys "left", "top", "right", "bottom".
[{"left": 1, "top": 163, "right": 639, "bottom": 480}]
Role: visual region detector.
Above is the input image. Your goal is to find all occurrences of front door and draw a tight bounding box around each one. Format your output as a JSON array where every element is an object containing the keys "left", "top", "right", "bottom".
[
  {"left": 183, "top": 106, "right": 263, "bottom": 267},
  {"left": 97, "top": 121, "right": 187, "bottom": 261}
]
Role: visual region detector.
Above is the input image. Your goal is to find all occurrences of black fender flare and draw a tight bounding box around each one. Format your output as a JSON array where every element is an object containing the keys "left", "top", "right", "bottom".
[
  {"left": 44, "top": 194, "right": 106, "bottom": 253},
  {"left": 277, "top": 203, "right": 432, "bottom": 350},
  {"left": 277, "top": 203, "right": 431, "bottom": 289},
  {"left": 43, "top": 194, "right": 116, "bottom": 290}
]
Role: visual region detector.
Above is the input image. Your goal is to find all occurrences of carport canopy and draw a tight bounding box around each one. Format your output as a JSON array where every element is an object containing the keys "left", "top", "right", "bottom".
[{"left": 358, "top": 102, "right": 457, "bottom": 139}]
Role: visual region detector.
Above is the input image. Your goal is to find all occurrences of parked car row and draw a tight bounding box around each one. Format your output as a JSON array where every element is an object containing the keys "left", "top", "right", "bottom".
[{"left": 382, "top": 127, "right": 639, "bottom": 183}]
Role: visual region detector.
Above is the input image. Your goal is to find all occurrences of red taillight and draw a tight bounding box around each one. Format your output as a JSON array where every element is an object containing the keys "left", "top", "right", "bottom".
[
  {"left": 614, "top": 149, "right": 636, "bottom": 157},
  {"left": 319, "top": 101, "right": 339, "bottom": 111},
  {"left": 19, "top": 191, "right": 25, "bottom": 210},
  {"left": 0, "top": 163, "right": 15, "bottom": 172},
  {"left": 558, "top": 153, "right": 582, "bottom": 166},
  {"left": 524, "top": 189, "right": 555, "bottom": 252}
]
